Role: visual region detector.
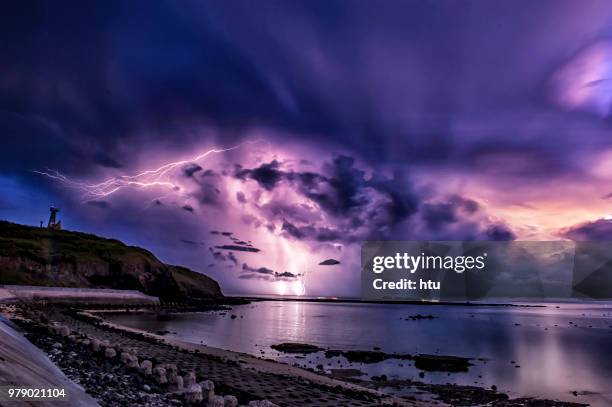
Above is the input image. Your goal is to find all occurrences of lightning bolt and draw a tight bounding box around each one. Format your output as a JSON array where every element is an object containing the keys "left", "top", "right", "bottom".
[{"left": 34, "top": 140, "right": 262, "bottom": 202}]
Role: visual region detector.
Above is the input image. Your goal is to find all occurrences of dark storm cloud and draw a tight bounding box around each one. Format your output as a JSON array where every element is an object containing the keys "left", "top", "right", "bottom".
[
  {"left": 215, "top": 245, "right": 260, "bottom": 253},
  {"left": 241, "top": 263, "right": 299, "bottom": 281},
  {"left": 227, "top": 252, "right": 238, "bottom": 265},
  {"left": 186, "top": 170, "right": 226, "bottom": 207},
  {"left": 482, "top": 224, "right": 516, "bottom": 241},
  {"left": 242, "top": 263, "right": 274, "bottom": 275},
  {"left": 235, "top": 160, "right": 284, "bottom": 191},
  {"left": 183, "top": 163, "right": 203, "bottom": 178},
  {"left": 234, "top": 156, "right": 515, "bottom": 243},
  {"left": 281, "top": 221, "right": 343, "bottom": 242},
  {"left": 237, "top": 156, "right": 420, "bottom": 242},
  {"left": 421, "top": 203, "right": 457, "bottom": 232},
  {"left": 212, "top": 250, "right": 227, "bottom": 262},
  {"left": 5, "top": 0, "right": 612, "bottom": 187},
  {"left": 562, "top": 219, "right": 612, "bottom": 240},
  {"left": 421, "top": 195, "right": 479, "bottom": 232},
  {"left": 192, "top": 183, "right": 222, "bottom": 206},
  {"left": 319, "top": 259, "right": 340, "bottom": 266},
  {"left": 6, "top": 0, "right": 612, "bottom": 300}
]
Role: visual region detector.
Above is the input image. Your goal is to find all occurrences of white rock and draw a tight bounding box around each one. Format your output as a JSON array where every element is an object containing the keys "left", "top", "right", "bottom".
[
  {"left": 168, "top": 370, "right": 183, "bottom": 391},
  {"left": 153, "top": 367, "right": 167, "bottom": 385},
  {"left": 174, "top": 375, "right": 184, "bottom": 391},
  {"left": 184, "top": 371, "right": 196, "bottom": 387},
  {"left": 208, "top": 395, "right": 224, "bottom": 407},
  {"left": 184, "top": 384, "right": 203, "bottom": 404},
  {"left": 200, "top": 380, "right": 214, "bottom": 399},
  {"left": 140, "top": 360, "right": 153, "bottom": 375}
]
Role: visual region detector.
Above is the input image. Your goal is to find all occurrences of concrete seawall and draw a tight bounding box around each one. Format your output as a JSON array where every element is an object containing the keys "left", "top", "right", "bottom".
[
  {"left": 0, "top": 285, "right": 159, "bottom": 305},
  {"left": 0, "top": 315, "right": 99, "bottom": 406}
]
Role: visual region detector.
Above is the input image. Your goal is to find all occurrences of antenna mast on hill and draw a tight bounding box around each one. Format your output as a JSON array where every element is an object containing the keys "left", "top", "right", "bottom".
[{"left": 47, "top": 205, "right": 62, "bottom": 230}]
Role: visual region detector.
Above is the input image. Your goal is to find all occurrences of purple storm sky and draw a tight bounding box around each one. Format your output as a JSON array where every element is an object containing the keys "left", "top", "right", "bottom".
[{"left": 4, "top": 0, "right": 612, "bottom": 296}]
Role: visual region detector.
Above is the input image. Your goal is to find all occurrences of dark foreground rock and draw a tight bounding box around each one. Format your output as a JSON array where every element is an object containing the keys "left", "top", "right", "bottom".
[
  {"left": 413, "top": 354, "right": 472, "bottom": 372},
  {"left": 405, "top": 314, "right": 437, "bottom": 320},
  {"left": 372, "top": 379, "right": 588, "bottom": 407},
  {"left": 324, "top": 349, "right": 413, "bottom": 364},
  {"left": 270, "top": 342, "right": 323, "bottom": 354}
]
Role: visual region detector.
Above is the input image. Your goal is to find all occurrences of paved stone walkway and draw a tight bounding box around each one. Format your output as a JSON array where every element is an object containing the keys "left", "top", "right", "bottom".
[{"left": 54, "top": 312, "right": 416, "bottom": 407}]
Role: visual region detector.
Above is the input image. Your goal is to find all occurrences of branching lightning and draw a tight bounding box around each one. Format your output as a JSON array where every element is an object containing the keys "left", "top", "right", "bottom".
[{"left": 34, "top": 141, "right": 259, "bottom": 202}]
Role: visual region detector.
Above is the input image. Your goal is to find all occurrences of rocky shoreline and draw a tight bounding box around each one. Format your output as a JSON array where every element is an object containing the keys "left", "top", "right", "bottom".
[
  {"left": 7, "top": 305, "right": 403, "bottom": 407},
  {"left": 2, "top": 304, "right": 591, "bottom": 407},
  {"left": 24, "top": 328, "right": 175, "bottom": 407},
  {"left": 270, "top": 342, "right": 587, "bottom": 407}
]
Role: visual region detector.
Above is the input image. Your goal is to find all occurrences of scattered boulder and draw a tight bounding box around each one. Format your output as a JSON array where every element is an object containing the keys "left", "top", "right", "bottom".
[
  {"left": 168, "top": 370, "right": 184, "bottom": 392},
  {"left": 200, "top": 380, "right": 214, "bottom": 400},
  {"left": 208, "top": 395, "right": 225, "bottom": 407},
  {"left": 126, "top": 354, "right": 139, "bottom": 369},
  {"left": 153, "top": 367, "right": 167, "bottom": 385},
  {"left": 163, "top": 363, "right": 178, "bottom": 373},
  {"left": 223, "top": 395, "right": 238, "bottom": 407},
  {"left": 140, "top": 360, "right": 153, "bottom": 376},
  {"left": 184, "top": 384, "right": 203, "bottom": 404},
  {"left": 120, "top": 352, "right": 131, "bottom": 363},
  {"left": 104, "top": 347, "right": 117, "bottom": 359},
  {"left": 184, "top": 371, "right": 196, "bottom": 387}
]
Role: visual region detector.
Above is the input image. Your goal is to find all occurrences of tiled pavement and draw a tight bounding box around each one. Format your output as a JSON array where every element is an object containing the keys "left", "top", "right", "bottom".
[{"left": 55, "top": 313, "right": 412, "bottom": 407}]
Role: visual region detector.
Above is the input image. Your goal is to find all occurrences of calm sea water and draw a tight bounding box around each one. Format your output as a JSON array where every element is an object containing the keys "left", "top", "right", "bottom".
[{"left": 105, "top": 300, "right": 612, "bottom": 406}]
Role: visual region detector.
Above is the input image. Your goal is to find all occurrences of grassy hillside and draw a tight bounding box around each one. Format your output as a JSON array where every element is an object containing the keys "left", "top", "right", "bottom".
[{"left": 0, "top": 221, "right": 223, "bottom": 301}]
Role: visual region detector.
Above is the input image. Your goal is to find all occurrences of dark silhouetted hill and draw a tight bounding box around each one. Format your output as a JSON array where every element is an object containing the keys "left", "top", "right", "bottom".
[{"left": 0, "top": 221, "right": 223, "bottom": 301}]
